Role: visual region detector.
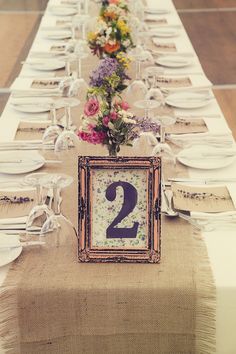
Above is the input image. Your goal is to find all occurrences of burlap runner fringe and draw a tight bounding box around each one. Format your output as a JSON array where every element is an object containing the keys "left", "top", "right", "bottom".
[
  {"left": 0, "top": 231, "right": 216, "bottom": 353},
  {"left": 194, "top": 233, "right": 216, "bottom": 354},
  {"left": 0, "top": 282, "right": 20, "bottom": 354}
]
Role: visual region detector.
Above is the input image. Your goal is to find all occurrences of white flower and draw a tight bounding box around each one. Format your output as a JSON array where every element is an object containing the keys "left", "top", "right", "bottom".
[
  {"left": 105, "top": 27, "right": 113, "bottom": 40},
  {"left": 123, "top": 39, "right": 131, "bottom": 48},
  {"left": 119, "top": 109, "right": 133, "bottom": 119},
  {"left": 97, "top": 19, "right": 108, "bottom": 32},
  {"left": 108, "top": 122, "right": 115, "bottom": 130},
  {"left": 123, "top": 117, "right": 136, "bottom": 124},
  {"left": 97, "top": 36, "right": 107, "bottom": 45},
  {"left": 108, "top": 39, "right": 116, "bottom": 45}
]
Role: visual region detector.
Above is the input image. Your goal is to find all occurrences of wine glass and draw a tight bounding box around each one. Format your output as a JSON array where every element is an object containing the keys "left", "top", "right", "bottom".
[
  {"left": 24, "top": 173, "right": 54, "bottom": 234},
  {"left": 126, "top": 49, "right": 153, "bottom": 102},
  {"left": 42, "top": 102, "right": 63, "bottom": 146},
  {"left": 62, "top": 97, "right": 80, "bottom": 131},
  {"left": 151, "top": 115, "right": 177, "bottom": 177},
  {"left": 134, "top": 99, "right": 161, "bottom": 119},
  {"left": 39, "top": 174, "right": 76, "bottom": 241},
  {"left": 54, "top": 130, "right": 80, "bottom": 154},
  {"left": 144, "top": 66, "right": 165, "bottom": 104},
  {"left": 71, "top": 14, "right": 90, "bottom": 41},
  {"left": 69, "top": 41, "right": 89, "bottom": 96}
]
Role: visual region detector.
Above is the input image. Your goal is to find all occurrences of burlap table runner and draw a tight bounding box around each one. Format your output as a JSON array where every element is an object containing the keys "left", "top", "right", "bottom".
[
  {"left": 0, "top": 139, "right": 216, "bottom": 354},
  {"left": 0, "top": 5, "right": 216, "bottom": 353}
]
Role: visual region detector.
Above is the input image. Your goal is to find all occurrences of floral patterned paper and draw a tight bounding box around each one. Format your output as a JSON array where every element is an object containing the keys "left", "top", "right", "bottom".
[{"left": 91, "top": 169, "right": 148, "bottom": 249}]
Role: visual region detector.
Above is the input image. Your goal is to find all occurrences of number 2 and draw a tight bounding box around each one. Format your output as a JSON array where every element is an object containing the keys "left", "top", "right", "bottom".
[{"left": 105, "top": 181, "right": 139, "bottom": 239}]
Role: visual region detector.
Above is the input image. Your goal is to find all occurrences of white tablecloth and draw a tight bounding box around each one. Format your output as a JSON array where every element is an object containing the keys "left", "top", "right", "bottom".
[{"left": 0, "top": 0, "right": 236, "bottom": 353}]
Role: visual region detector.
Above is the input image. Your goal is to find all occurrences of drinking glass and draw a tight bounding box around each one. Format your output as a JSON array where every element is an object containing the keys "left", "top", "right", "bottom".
[
  {"left": 134, "top": 99, "right": 161, "bottom": 119},
  {"left": 40, "top": 174, "right": 76, "bottom": 239},
  {"left": 144, "top": 66, "right": 165, "bottom": 104},
  {"left": 42, "top": 102, "right": 63, "bottom": 146},
  {"left": 151, "top": 116, "right": 177, "bottom": 175},
  {"left": 24, "top": 173, "right": 54, "bottom": 234}
]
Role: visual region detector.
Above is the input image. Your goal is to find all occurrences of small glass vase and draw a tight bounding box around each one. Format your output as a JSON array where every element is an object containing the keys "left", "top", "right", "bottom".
[{"left": 107, "top": 144, "right": 120, "bottom": 157}]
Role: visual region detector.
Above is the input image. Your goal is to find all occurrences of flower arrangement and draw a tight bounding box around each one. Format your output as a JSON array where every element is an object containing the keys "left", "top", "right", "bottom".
[
  {"left": 87, "top": 3, "right": 133, "bottom": 58},
  {"left": 78, "top": 97, "right": 138, "bottom": 156},
  {"left": 100, "top": 0, "right": 129, "bottom": 10},
  {"left": 78, "top": 97, "right": 160, "bottom": 156},
  {"left": 88, "top": 57, "right": 130, "bottom": 107}
]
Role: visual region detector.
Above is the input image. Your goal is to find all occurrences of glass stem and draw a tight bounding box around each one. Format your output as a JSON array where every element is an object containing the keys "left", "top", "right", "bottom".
[
  {"left": 65, "top": 106, "right": 71, "bottom": 130},
  {"left": 135, "top": 60, "right": 141, "bottom": 80},
  {"left": 72, "top": 26, "right": 76, "bottom": 40},
  {"left": 36, "top": 185, "right": 43, "bottom": 205},
  {"left": 160, "top": 125, "right": 166, "bottom": 143},
  {"left": 82, "top": 23, "right": 86, "bottom": 40},
  {"left": 77, "top": 58, "right": 82, "bottom": 79},
  {"left": 152, "top": 74, "right": 156, "bottom": 88},
  {"left": 77, "top": 1, "right": 81, "bottom": 14},
  {"left": 53, "top": 187, "right": 61, "bottom": 216},
  {"left": 84, "top": 0, "right": 89, "bottom": 14},
  {"left": 52, "top": 107, "right": 57, "bottom": 125},
  {"left": 66, "top": 60, "right": 71, "bottom": 76}
]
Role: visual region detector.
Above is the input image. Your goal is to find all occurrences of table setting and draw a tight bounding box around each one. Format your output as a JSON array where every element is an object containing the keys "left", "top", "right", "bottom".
[{"left": 0, "top": 0, "right": 236, "bottom": 353}]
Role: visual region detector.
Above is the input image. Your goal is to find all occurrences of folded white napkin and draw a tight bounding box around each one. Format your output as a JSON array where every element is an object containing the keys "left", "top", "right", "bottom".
[{"left": 168, "top": 132, "right": 234, "bottom": 147}]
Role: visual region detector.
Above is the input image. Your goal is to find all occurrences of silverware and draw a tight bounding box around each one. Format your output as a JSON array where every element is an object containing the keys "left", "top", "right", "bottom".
[
  {"left": 0, "top": 240, "right": 45, "bottom": 250},
  {"left": 0, "top": 159, "right": 61, "bottom": 164},
  {"left": 178, "top": 150, "right": 236, "bottom": 159},
  {"left": 176, "top": 114, "right": 221, "bottom": 119},
  {"left": 166, "top": 96, "right": 214, "bottom": 103},
  {"left": 168, "top": 177, "right": 236, "bottom": 184}
]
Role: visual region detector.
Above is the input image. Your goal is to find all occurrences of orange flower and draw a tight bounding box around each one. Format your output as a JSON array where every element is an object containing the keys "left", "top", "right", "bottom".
[
  {"left": 109, "top": 0, "right": 119, "bottom": 4},
  {"left": 104, "top": 42, "right": 121, "bottom": 53},
  {"left": 103, "top": 11, "right": 117, "bottom": 20}
]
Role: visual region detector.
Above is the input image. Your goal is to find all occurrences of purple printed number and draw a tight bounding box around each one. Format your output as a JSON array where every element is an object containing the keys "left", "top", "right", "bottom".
[{"left": 105, "top": 181, "right": 139, "bottom": 239}]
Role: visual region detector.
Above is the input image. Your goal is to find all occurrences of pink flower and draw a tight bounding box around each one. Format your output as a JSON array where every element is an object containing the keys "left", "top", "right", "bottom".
[
  {"left": 88, "top": 123, "right": 96, "bottom": 130},
  {"left": 78, "top": 131, "right": 89, "bottom": 141},
  {"left": 78, "top": 129, "right": 106, "bottom": 145},
  {"left": 84, "top": 98, "right": 100, "bottom": 117},
  {"left": 89, "top": 131, "right": 106, "bottom": 144},
  {"left": 110, "top": 111, "right": 118, "bottom": 121},
  {"left": 120, "top": 101, "right": 130, "bottom": 111},
  {"left": 102, "top": 116, "right": 110, "bottom": 126}
]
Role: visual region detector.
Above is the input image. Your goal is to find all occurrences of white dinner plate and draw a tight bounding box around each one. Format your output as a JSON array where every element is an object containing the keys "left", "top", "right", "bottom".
[
  {"left": 155, "top": 55, "right": 192, "bottom": 68},
  {"left": 49, "top": 6, "right": 77, "bottom": 16},
  {"left": 11, "top": 97, "right": 55, "bottom": 113},
  {"left": 165, "top": 92, "right": 212, "bottom": 109},
  {"left": 0, "top": 233, "right": 22, "bottom": 267},
  {"left": 43, "top": 31, "right": 71, "bottom": 40},
  {"left": 151, "top": 28, "right": 180, "bottom": 38},
  {"left": 0, "top": 151, "right": 45, "bottom": 174},
  {"left": 25, "top": 59, "right": 65, "bottom": 71},
  {"left": 177, "top": 146, "right": 236, "bottom": 170}
]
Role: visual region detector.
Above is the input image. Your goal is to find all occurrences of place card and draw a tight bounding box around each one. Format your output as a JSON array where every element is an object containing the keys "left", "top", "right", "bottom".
[
  {"left": 165, "top": 118, "right": 208, "bottom": 134},
  {"left": 15, "top": 121, "right": 50, "bottom": 141},
  {"left": 60, "top": 0, "right": 76, "bottom": 5},
  {"left": 0, "top": 189, "right": 36, "bottom": 219},
  {"left": 172, "top": 183, "right": 236, "bottom": 213},
  {"left": 152, "top": 42, "right": 176, "bottom": 52},
  {"left": 31, "top": 79, "right": 60, "bottom": 89},
  {"left": 51, "top": 45, "right": 66, "bottom": 52},
  {"left": 156, "top": 76, "right": 192, "bottom": 88},
  {"left": 145, "top": 16, "right": 168, "bottom": 24},
  {"left": 56, "top": 20, "right": 72, "bottom": 27}
]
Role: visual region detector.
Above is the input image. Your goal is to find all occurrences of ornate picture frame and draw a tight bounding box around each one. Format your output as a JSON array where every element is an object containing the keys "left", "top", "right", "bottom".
[{"left": 78, "top": 156, "right": 161, "bottom": 263}]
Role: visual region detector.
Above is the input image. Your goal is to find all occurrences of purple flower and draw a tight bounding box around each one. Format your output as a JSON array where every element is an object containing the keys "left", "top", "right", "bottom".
[{"left": 90, "top": 58, "right": 119, "bottom": 87}]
